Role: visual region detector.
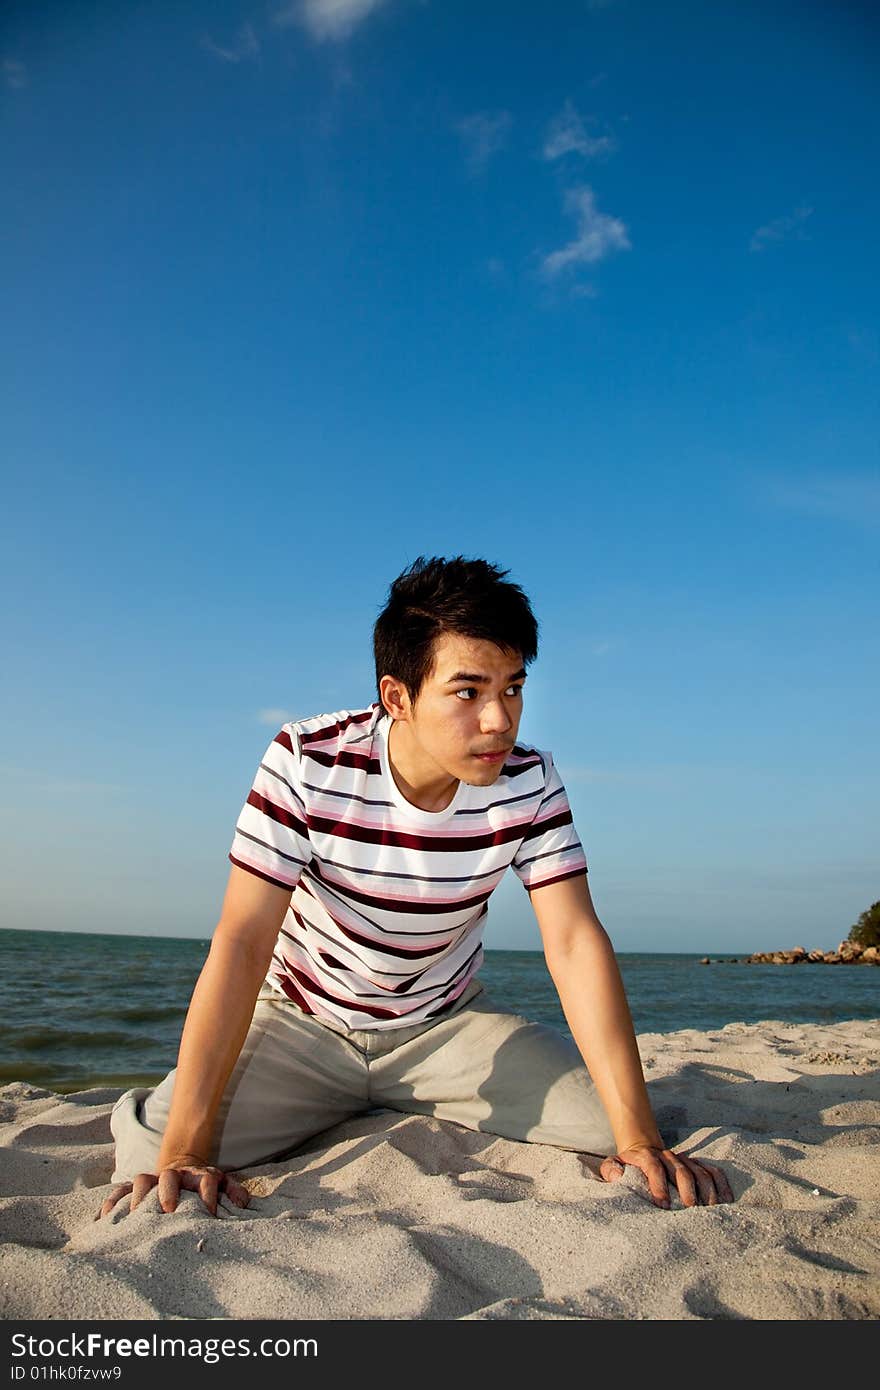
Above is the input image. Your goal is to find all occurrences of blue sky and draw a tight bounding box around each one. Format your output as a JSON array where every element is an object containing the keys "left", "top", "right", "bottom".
[{"left": 1, "top": 0, "right": 877, "bottom": 953}]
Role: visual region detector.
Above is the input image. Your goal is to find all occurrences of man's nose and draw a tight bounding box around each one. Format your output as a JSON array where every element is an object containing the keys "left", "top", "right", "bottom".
[{"left": 480, "top": 699, "right": 513, "bottom": 733}]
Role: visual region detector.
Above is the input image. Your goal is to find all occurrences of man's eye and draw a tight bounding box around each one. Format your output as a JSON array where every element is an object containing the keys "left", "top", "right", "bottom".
[{"left": 454, "top": 686, "right": 523, "bottom": 701}]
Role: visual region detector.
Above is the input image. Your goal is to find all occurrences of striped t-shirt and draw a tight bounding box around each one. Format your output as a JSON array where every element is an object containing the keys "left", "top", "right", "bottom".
[{"left": 228, "top": 702, "right": 587, "bottom": 1031}]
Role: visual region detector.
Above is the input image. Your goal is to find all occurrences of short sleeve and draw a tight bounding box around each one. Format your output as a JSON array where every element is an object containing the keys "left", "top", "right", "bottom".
[
  {"left": 511, "top": 751, "right": 588, "bottom": 892},
  {"left": 228, "top": 726, "right": 312, "bottom": 891}
]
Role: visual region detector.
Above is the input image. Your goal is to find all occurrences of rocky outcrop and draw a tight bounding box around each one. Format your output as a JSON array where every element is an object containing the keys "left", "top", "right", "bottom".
[
  {"left": 743, "top": 940, "right": 879, "bottom": 965},
  {"left": 698, "top": 942, "right": 879, "bottom": 964}
]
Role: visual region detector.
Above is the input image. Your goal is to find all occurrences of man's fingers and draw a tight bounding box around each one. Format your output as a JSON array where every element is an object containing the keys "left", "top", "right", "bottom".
[
  {"left": 130, "top": 1173, "right": 158, "bottom": 1211},
  {"left": 599, "top": 1156, "right": 625, "bottom": 1183},
  {"left": 198, "top": 1170, "right": 221, "bottom": 1217},
  {"left": 190, "top": 1166, "right": 252, "bottom": 1215},
  {"left": 223, "top": 1176, "right": 251, "bottom": 1208},
  {"left": 696, "top": 1159, "right": 735, "bottom": 1204},
  {"left": 609, "top": 1145, "right": 735, "bottom": 1210},
  {"left": 663, "top": 1153, "right": 698, "bottom": 1208},
  {"left": 95, "top": 1183, "right": 132, "bottom": 1220},
  {"left": 683, "top": 1159, "right": 718, "bottom": 1206},
  {"left": 157, "top": 1168, "right": 183, "bottom": 1213},
  {"left": 96, "top": 1166, "right": 251, "bottom": 1219},
  {"left": 642, "top": 1154, "right": 672, "bottom": 1209},
  {"left": 615, "top": 1148, "right": 671, "bottom": 1207}
]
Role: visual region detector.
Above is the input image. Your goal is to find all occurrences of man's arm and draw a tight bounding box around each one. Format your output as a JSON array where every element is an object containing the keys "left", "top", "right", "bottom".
[
  {"left": 529, "top": 872, "right": 733, "bottom": 1207},
  {"left": 98, "top": 864, "right": 292, "bottom": 1218}
]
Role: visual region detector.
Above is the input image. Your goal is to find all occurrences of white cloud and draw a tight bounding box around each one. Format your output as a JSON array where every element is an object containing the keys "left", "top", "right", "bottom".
[
  {"left": 274, "top": 0, "right": 393, "bottom": 42},
  {"left": 749, "top": 204, "right": 813, "bottom": 252},
  {"left": 543, "top": 99, "right": 616, "bottom": 161},
  {"left": 202, "top": 23, "right": 260, "bottom": 63},
  {"left": 761, "top": 470, "right": 880, "bottom": 528},
  {"left": 3, "top": 59, "right": 27, "bottom": 89},
  {"left": 258, "top": 708, "right": 294, "bottom": 726},
  {"left": 562, "top": 765, "right": 677, "bottom": 786},
  {"left": 456, "top": 111, "right": 512, "bottom": 174},
  {"left": 846, "top": 326, "right": 879, "bottom": 361},
  {"left": 541, "top": 185, "right": 631, "bottom": 277}
]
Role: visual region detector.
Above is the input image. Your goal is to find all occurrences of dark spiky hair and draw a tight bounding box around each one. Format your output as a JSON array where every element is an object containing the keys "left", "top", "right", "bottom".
[{"left": 373, "top": 555, "right": 539, "bottom": 708}]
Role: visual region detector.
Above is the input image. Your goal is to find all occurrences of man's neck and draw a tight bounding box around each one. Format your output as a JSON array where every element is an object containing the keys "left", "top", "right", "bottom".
[{"left": 387, "top": 719, "right": 459, "bottom": 813}]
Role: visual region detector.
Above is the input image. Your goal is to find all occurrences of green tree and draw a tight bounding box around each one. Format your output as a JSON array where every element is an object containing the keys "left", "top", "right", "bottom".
[{"left": 849, "top": 901, "right": 880, "bottom": 949}]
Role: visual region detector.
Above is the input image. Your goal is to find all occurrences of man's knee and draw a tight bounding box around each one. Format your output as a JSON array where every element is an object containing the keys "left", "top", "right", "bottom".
[{"left": 109, "top": 1085, "right": 167, "bottom": 1183}]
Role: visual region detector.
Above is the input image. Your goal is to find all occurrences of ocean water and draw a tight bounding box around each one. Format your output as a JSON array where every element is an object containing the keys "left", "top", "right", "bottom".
[{"left": 1, "top": 928, "right": 878, "bottom": 1094}]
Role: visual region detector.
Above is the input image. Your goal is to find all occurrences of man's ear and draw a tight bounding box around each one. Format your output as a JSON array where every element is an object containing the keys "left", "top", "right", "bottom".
[{"left": 379, "top": 674, "right": 411, "bottom": 722}]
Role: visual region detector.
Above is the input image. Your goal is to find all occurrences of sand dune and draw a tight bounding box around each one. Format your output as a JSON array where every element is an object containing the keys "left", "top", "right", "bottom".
[{"left": 1, "top": 1018, "right": 878, "bottom": 1321}]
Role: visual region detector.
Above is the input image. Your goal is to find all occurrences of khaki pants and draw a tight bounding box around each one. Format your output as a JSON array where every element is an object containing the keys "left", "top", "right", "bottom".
[{"left": 110, "top": 981, "right": 616, "bottom": 1182}]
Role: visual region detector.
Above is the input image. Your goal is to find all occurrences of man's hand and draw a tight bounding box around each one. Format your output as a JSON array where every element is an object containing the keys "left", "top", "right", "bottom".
[
  {"left": 95, "top": 1160, "right": 251, "bottom": 1219},
  {"left": 599, "top": 1145, "right": 734, "bottom": 1208}
]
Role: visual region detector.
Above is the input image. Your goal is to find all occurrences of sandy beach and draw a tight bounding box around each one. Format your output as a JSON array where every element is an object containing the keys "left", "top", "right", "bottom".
[{"left": 1, "top": 1017, "right": 878, "bottom": 1322}]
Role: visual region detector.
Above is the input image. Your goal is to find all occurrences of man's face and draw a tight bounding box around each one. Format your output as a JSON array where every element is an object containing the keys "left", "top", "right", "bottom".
[{"left": 396, "top": 631, "right": 526, "bottom": 787}]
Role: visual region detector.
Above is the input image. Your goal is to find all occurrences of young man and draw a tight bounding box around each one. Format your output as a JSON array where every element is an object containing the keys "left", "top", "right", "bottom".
[{"left": 102, "top": 556, "right": 732, "bottom": 1220}]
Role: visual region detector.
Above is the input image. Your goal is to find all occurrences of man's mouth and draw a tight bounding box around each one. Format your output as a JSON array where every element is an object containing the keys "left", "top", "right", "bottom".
[{"left": 473, "top": 749, "right": 510, "bottom": 762}]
